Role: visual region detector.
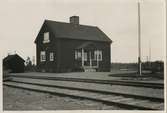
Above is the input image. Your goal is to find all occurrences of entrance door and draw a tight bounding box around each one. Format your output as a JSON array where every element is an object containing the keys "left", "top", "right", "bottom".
[
  {"left": 91, "top": 51, "right": 98, "bottom": 67},
  {"left": 84, "top": 50, "right": 98, "bottom": 68},
  {"left": 83, "top": 50, "right": 89, "bottom": 67}
]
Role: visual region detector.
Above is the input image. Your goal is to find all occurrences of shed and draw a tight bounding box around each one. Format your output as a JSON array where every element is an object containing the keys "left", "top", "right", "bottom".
[{"left": 3, "top": 54, "right": 25, "bottom": 73}]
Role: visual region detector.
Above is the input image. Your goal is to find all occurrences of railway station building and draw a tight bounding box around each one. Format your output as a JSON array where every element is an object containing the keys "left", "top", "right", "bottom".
[{"left": 34, "top": 16, "right": 112, "bottom": 72}]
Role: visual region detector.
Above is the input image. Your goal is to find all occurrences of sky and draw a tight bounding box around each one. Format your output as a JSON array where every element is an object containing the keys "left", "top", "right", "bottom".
[{"left": 0, "top": 0, "right": 166, "bottom": 63}]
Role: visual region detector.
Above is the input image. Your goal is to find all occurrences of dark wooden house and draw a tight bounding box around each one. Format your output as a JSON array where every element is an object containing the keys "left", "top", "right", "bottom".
[
  {"left": 35, "top": 16, "right": 112, "bottom": 72},
  {"left": 3, "top": 54, "right": 25, "bottom": 73}
]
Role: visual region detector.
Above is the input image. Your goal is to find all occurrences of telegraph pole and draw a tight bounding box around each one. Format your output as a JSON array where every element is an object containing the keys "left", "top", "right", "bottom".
[
  {"left": 138, "top": 2, "right": 142, "bottom": 75},
  {"left": 149, "top": 39, "right": 151, "bottom": 62}
]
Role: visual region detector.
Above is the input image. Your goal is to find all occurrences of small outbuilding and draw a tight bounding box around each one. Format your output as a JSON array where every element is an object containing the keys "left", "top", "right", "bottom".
[{"left": 3, "top": 54, "right": 25, "bottom": 73}]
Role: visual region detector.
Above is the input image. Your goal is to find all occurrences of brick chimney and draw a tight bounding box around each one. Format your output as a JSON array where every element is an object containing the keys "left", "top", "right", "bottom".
[{"left": 70, "top": 16, "right": 79, "bottom": 25}]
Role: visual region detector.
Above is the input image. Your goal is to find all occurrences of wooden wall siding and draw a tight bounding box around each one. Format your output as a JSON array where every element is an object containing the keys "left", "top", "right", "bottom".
[
  {"left": 36, "top": 24, "right": 58, "bottom": 72},
  {"left": 57, "top": 38, "right": 111, "bottom": 72},
  {"left": 3, "top": 56, "right": 25, "bottom": 73},
  {"left": 35, "top": 22, "right": 111, "bottom": 72}
]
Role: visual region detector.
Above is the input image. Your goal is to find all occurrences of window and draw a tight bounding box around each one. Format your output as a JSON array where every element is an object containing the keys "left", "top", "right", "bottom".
[
  {"left": 75, "top": 50, "right": 81, "bottom": 60},
  {"left": 78, "top": 52, "right": 81, "bottom": 58},
  {"left": 75, "top": 51, "right": 78, "bottom": 60},
  {"left": 84, "top": 52, "right": 87, "bottom": 61},
  {"left": 50, "top": 52, "right": 54, "bottom": 61},
  {"left": 94, "top": 51, "right": 97, "bottom": 60},
  {"left": 98, "top": 50, "right": 102, "bottom": 61},
  {"left": 40, "top": 51, "right": 46, "bottom": 62},
  {"left": 43, "top": 32, "right": 50, "bottom": 43},
  {"left": 94, "top": 50, "right": 102, "bottom": 61}
]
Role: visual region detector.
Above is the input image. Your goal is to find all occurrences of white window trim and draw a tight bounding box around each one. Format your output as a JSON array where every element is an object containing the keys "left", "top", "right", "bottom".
[
  {"left": 78, "top": 52, "right": 81, "bottom": 58},
  {"left": 94, "top": 51, "right": 97, "bottom": 60},
  {"left": 50, "top": 52, "right": 54, "bottom": 61},
  {"left": 94, "top": 50, "right": 102, "bottom": 61},
  {"left": 40, "top": 51, "right": 46, "bottom": 62},
  {"left": 84, "top": 52, "right": 87, "bottom": 61},
  {"left": 75, "top": 50, "right": 81, "bottom": 60},
  {"left": 43, "top": 32, "right": 50, "bottom": 43},
  {"left": 75, "top": 50, "right": 78, "bottom": 60},
  {"left": 98, "top": 50, "right": 102, "bottom": 61}
]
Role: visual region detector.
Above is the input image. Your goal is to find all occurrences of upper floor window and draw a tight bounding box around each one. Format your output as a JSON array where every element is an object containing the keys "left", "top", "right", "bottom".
[
  {"left": 43, "top": 32, "right": 50, "bottom": 43},
  {"left": 40, "top": 51, "right": 46, "bottom": 62},
  {"left": 50, "top": 52, "right": 54, "bottom": 61}
]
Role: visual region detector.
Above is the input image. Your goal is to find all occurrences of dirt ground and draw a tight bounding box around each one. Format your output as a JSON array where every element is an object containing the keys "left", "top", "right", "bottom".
[{"left": 3, "top": 86, "right": 120, "bottom": 110}]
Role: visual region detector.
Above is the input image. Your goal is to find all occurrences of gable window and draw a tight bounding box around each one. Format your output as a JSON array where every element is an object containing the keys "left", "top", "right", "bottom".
[
  {"left": 40, "top": 51, "right": 46, "bottom": 62},
  {"left": 94, "top": 50, "right": 102, "bottom": 61},
  {"left": 50, "top": 52, "right": 54, "bottom": 61},
  {"left": 43, "top": 32, "right": 50, "bottom": 43}
]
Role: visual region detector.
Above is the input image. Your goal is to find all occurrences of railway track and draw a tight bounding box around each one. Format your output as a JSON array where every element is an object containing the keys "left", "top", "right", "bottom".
[
  {"left": 4, "top": 76, "right": 164, "bottom": 110},
  {"left": 7, "top": 74, "right": 164, "bottom": 89}
]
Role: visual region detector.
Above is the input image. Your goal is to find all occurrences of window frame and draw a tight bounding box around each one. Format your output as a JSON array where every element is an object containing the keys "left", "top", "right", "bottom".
[
  {"left": 49, "top": 52, "right": 54, "bottom": 61},
  {"left": 43, "top": 32, "right": 50, "bottom": 43},
  {"left": 84, "top": 52, "right": 87, "bottom": 61},
  {"left": 94, "top": 50, "right": 102, "bottom": 61},
  {"left": 40, "top": 51, "right": 46, "bottom": 62},
  {"left": 75, "top": 50, "right": 82, "bottom": 60},
  {"left": 98, "top": 50, "right": 102, "bottom": 61}
]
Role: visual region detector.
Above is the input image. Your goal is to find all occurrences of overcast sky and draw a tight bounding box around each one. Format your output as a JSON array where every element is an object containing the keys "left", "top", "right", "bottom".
[{"left": 0, "top": 0, "right": 165, "bottom": 63}]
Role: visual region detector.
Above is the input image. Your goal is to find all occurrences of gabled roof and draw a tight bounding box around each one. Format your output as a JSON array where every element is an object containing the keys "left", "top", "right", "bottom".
[
  {"left": 3, "top": 54, "right": 25, "bottom": 63},
  {"left": 35, "top": 20, "right": 112, "bottom": 43}
]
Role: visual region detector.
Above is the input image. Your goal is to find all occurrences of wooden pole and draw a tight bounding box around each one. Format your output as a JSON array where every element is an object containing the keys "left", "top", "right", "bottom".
[
  {"left": 89, "top": 51, "right": 92, "bottom": 67},
  {"left": 82, "top": 48, "right": 84, "bottom": 67},
  {"left": 138, "top": 2, "right": 142, "bottom": 75}
]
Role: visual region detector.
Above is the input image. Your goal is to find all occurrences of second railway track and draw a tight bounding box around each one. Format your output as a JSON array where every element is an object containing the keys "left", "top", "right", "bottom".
[
  {"left": 7, "top": 74, "right": 164, "bottom": 89},
  {"left": 4, "top": 75, "right": 164, "bottom": 110}
]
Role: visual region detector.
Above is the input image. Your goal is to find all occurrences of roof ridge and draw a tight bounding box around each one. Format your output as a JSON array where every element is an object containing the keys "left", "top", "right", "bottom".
[
  {"left": 35, "top": 19, "right": 112, "bottom": 43},
  {"left": 45, "top": 19, "right": 97, "bottom": 28}
]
